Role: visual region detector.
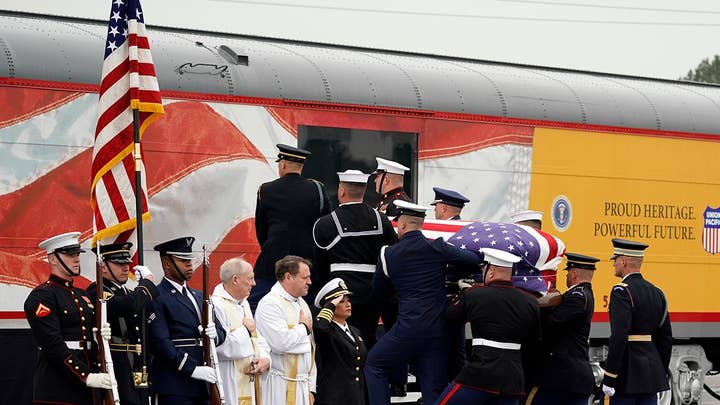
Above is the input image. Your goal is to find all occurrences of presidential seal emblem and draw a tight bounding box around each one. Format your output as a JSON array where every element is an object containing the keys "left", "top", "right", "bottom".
[{"left": 551, "top": 195, "right": 571, "bottom": 232}]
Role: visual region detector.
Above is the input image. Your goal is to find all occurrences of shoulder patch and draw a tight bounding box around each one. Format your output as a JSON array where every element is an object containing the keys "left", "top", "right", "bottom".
[
  {"left": 570, "top": 290, "right": 585, "bottom": 297},
  {"left": 35, "top": 303, "right": 51, "bottom": 318}
]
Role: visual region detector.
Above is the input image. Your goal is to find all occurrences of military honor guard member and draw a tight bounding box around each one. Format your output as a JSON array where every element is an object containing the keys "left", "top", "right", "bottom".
[
  {"left": 212, "top": 257, "right": 270, "bottom": 405},
  {"left": 24, "top": 232, "right": 112, "bottom": 405},
  {"left": 365, "top": 201, "right": 485, "bottom": 405},
  {"left": 313, "top": 169, "right": 397, "bottom": 348},
  {"left": 147, "top": 236, "right": 226, "bottom": 405},
  {"left": 430, "top": 186, "right": 470, "bottom": 220},
  {"left": 313, "top": 278, "right": 368, "bottom": 405},
  {"left": 601, "top": 238, "right": 673, "bottom": 405},
  {"left": 252, "top": 144, "right": 331, "bottom": 311},
  {"left": 510, "top": 210, "right": 543, "bottom": 230},
  {"left": 255, "top": 255, "right": 317, "bottom": 405},
  {"left": 372, "top": 157, "right": 411, "bottom": 217},
  {"left": 527, "top": 253, "right": 598, "bottom": 405},
  {"left": 86, "top": 242, "right": 159, "bottom": 405},
  {"left": 438, "top": 248, "right": 541, "bottom": 405}
]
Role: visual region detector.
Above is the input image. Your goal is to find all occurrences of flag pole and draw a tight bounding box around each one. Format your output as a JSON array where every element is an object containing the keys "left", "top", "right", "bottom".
[{"left": 132, "top": 108, "right": 144, "bottom": 266}]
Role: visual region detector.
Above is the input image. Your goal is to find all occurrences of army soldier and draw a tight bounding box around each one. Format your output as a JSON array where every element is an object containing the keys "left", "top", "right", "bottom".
[
  {"left": 313, "top": 169, "right": 397, "bottom": 348},
  {"left": 24, "top": 232, "right": 112, "bottom": 405},
  {"left": 252, "top": 144, "right": 331, "bottom": 311},
  {"left": 147, "top": 236, "right": 226, "bottom": 405},
  {"left": 438, "top": 248, "right": 541, "bottom": 405},
  {"left": 527, "top": 253, "right": 598, "bottom": 405},
  {"left": 602, "top": 238, "right": 672, "bottom": 405},
  {"left": 86, "top": 242, "right": 159, "bottom": 405},
  {"left": 372, "top": 157, "right": 410, "bottom": 218},
  {"left": 313, "top": 278, "right": 368, "bottom": 405},
  {"left": 510, "top": 210, "right": 543, "bottom": 230},
  {"left": 365, "top": 201, "right": 484, "bottom": 405},
  {"left": 430, "top": 186, "right": 470, "bottom": 220}
]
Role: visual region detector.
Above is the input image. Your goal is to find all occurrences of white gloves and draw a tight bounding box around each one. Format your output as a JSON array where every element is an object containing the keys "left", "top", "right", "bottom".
[
  {"left": 198, "top": 323, "right": 217, "bottom": 340},
  {"left": 86, "top": 372, "right": 112, "bottom": 389},
  {"left": 191, "top": 366, "right": 217, "bottom": 383},
  {"left": 602, "top": 384, "right": 615, "bottom": 397},
  {"left": 457, "top": 280, "right": 472, "bottom": 290},
  {"left": 100, "top": 322, "right": 111, "bottom": 341},
  {"left": 133, "top": 265, "right": 153, "bottom": 280}
]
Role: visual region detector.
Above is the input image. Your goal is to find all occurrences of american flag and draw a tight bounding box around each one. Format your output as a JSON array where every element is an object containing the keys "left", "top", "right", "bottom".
[
  {"left": 90, "top": 0, "right": 164, "bottom": 246},
  {"left": 446, "top": 221, "right": 565, "bottom": 295}
]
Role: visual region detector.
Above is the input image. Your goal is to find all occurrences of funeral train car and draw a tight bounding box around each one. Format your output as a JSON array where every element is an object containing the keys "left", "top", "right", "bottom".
[{"left": 1, "top": 10, "right": 720, "bottom": 404}]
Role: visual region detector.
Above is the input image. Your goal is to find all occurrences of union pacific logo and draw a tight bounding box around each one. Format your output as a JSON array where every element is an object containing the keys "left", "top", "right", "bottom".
[{"left": 702, "top": 206, "right": 720, "bottom": 254}]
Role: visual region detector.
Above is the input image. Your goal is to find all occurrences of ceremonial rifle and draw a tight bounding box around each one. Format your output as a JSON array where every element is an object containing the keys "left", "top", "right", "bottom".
[
  {"left": 95, "top": 248, "right": 121, "bottom": 404},
  {"left": 201, "top": 245, "right": 226, "bottom": 405}
]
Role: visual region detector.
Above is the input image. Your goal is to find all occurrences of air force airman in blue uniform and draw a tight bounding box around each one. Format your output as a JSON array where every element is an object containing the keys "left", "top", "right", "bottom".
[
  {"left": 430, "top": 186, "right": 470, "bottom": 221},
  {"left": 528, "top": 253, "right": 598, "bottom": 405},
  {"left": 601, "top": 239, "right": 672, "bottom": 405},
  {"left": 147, "top": 237, "right": 226, "bottom": 405},
  {"left": 365, "top": 201, "right": 484, "bottom": 405}
]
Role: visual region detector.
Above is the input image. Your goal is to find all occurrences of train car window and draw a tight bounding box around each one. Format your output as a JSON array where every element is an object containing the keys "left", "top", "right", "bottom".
[{"left": 298, "top": 126, "right": 417, "bottom": 209}]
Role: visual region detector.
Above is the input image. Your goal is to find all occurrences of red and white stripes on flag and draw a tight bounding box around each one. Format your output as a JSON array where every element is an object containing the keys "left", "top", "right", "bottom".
[{"left": 90, "top": 0, "right": 163, "bottom": 245}]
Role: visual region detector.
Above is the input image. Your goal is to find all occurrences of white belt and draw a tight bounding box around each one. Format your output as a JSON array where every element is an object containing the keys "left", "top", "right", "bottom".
[
  {"left": 269, "top": 368, "right": 310, "bottom": 382},
  {"left": 65, "top": 340, "right": 92, "bottom": 350},
  {"left": 471, "top": 338, "right": 521, "bottom": 350},
  {"left": 330, "top": 263, "right": 376, "bottom": 273}
]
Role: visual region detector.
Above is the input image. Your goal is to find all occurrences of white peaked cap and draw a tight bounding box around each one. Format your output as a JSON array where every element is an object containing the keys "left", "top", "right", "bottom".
[
  {"left": 510, "top": 210, "right": 543, "bottom": 223},
  {"left": 39, "top": 232, "right": 82, "bottom": 254},
  {"left": 393, "top": 200, "right": 431, "bottom": 216},
  {"left": 314, "top": 277, "right": 352, "bottom": 308},
  {"left": 375, "top": 157, "right": 409, "bottom": 175},
  {"left": 481, "top": 248, "right": 521, "bottom": 268},
  {"left": 337, "top": 169, "right": 371, "bottom": 184}
]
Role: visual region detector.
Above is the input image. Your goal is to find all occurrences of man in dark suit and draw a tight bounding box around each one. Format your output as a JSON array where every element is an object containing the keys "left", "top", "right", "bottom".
[
  {"left": 602, "top": 238, "right": 672, "bottom": 405},
  {"left": 365, "top": 201, "right": 485, "bottom": 405},
  {"left": 313, "top": 278, "right": 368, "bottom": 405},
  {"left": 527, "top": 252, "right": 598, "bottom": 405},
  {"left": 251, "top": 144, "right": 331, "bottom": 311},
  {"left": 87, "top": 242, "right": 159, "bottom": 405},
  {"left": 438, "top": 248, "right": 541, "bottom": 405},
  {"left": 147, "top": 236, "right": 226, "bottom": 405},
  {"left": 313, "top": 169, "right": 397, "bottom": 349}
]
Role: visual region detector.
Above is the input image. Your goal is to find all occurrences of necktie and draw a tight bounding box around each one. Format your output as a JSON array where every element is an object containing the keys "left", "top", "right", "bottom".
[
  {"left": 344, "top": 325, "right": 355, "bottom": 342},
  {"left": 182, "top": 286, "right": 201, "bottom": 319}
]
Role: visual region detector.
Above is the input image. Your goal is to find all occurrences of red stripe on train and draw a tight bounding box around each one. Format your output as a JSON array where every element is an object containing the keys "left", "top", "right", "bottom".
[{"left": 592, "top": 312, "right": 720, "bottom": 322}]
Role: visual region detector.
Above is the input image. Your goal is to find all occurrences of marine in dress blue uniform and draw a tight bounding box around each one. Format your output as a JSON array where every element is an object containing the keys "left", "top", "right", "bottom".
[
  {"left": 313, "top": 169, "right": 397, "bottom": 349},
  {"left": 252, "top": 144, "right": 331, "bottom": 311},
  {"left": 86, "top": 242, "right": 159, "bottom": 405},
  {"left": 365, "top": 201, "right": 484, "bottom": 405},
  {"left": 147, "top": 237, "right": 226, "bottom": 405},
  {"left": 601, "top": 239, "right": 672, "bottom": 405},
  {"left": 438, "top": 248, "right": 541, "bottom": 405},
  {"left": 23, "top": 232, "right": 111, "bottom": 405},
  {"left": 313, "top": 278, "right": 368, "bottom": 405},
  {"left": 527, "top": 253, "right": 598, "bottom": 405}
]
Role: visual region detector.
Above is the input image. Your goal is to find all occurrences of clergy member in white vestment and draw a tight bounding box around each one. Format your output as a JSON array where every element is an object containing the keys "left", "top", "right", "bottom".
[
  {"left": 255, "top": 255, "right": 317, "bottom": 405},
  {"left": 213, "top": 258, "right": 271, "bottom": 405}
]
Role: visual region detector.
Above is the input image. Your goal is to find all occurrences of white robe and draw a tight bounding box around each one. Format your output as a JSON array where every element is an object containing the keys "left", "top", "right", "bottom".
[
  {"left": 213, "top": 284, "right": 271, "bottom": 405},
  {"left": 255, "top": 283, "right": 317, "bottom": 405}
]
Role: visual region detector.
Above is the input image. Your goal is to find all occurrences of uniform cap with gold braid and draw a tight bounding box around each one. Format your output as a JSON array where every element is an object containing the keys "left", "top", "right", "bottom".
[
  {"left": 564, "top": 252, "right": 600, "bottom": 271},
  {"left": 275, "top": 143, "right": 311, "bottom": 163},
  {"left": 38, "top": 232, "right": 85, "bottom": 254},
  {"left": 314, "top": 277, "right": 353, "bottom": 309},
  {"left": 95, "top": 242, "right": 133, "bottom": 264},
  {"left": 610, "top": 238, "right": 648, "bottom": 260}
]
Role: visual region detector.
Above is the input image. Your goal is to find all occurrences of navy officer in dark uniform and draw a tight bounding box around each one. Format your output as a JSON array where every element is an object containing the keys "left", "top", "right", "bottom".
[
  {"left": 430, "top": 186, "right": 470, "bottom": 221},
  {"left": 438, "top": 248, "right": 541, "bottom": 405},
  {"left": 601, "top": 238, "right": 672, "bottom": 405},
  {"left": 252, "top": 144, "right": 331, "bottom": 311},
  {"left": 24, "top": 231, "right": 113, "bottom": 405},
  {"left": 365, "top": 200, "right": 484, "bottom": 405},
  {"left": 528, "top": 252, "right": 598, "bottom": 405},
  {"left": 147, "top": 236, "right": 226, "bottom": 405},
  {"left": 313, "top": 169, "right": 397, "bottom": 349},
  {"left": 372, "top": 157, "right": 410, "bottom": 218},
  {"left": 86, "top": 242, "right": 159, "bottom": 405},
  {"left": 313, "top": 278, "right": 368, "bottom": 405}
]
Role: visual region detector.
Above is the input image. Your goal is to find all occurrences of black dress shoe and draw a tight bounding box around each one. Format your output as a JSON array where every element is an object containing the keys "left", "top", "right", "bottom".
[{"left": 390, "top": 383, "right": 407, "bottom": 397}]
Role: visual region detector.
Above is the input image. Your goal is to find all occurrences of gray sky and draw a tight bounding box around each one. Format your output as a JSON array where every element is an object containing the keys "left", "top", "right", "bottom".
[{"left": 4, "top": 0, "right": 720, "bottom": 79}]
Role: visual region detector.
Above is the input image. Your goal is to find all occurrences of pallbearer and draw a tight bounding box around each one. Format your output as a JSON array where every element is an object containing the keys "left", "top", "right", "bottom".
[
  {"left": 601, "top": 239, "right": 672, "bottom": 405},
  {"left": 24, "top": 232, "right": 112, "bottom": 405},
  {"left": 87, "top": 242, "right": 159, "bottom": 405},
  {"left": 430, "top": 186, "right": 470, "bottom": 220}
]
